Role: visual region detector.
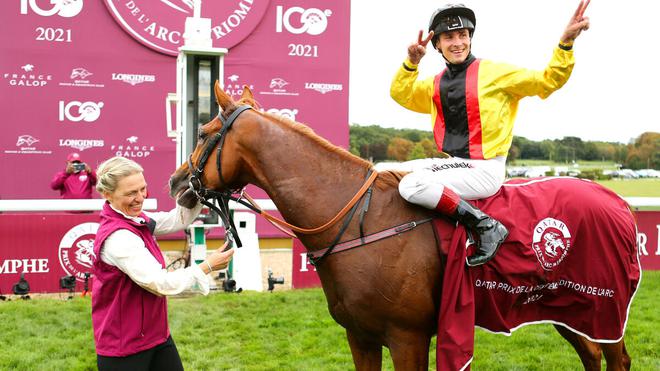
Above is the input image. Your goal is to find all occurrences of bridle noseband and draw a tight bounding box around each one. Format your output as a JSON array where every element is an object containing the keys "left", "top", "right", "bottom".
[{"left": 187, "top": 105, "right": 253, "bottom": 249}]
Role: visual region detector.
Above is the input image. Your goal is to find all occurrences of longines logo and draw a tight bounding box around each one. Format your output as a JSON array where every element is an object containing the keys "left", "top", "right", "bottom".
[
  {"left": 59, "top": 138, "right": 105, "bottom": 151},
  {"left": 3, "top": 64, "right": 52, "bottom": 87},
  {"left": 111, "top": 72, "right": 156, "bottom": 86},
  {"left": 304, "top": 82, "right": 343, "bottom": 94},
  {"left": 20, "top": 0, "right": 84, "bottom": 18},
  {"left": 58, "top": 67, "right": 105, "bottom": 88},
  {"left": 104, "top": 0, "right": 270, "bottom": 56}
]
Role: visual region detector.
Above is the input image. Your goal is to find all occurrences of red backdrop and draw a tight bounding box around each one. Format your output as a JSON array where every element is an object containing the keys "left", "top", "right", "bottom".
[{"left": 0, "top": 0, "right": 350, "bottom": 211}]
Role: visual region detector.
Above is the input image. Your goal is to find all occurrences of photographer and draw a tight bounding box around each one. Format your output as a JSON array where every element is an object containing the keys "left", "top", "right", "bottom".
[{"left": 50, "top": 152, "right": 97, "bottom": 199}]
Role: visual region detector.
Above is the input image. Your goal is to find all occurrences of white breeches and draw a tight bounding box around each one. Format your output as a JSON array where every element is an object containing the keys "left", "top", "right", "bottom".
[{"left": 397, "top": 156, "right": 507, "bottom": 209}]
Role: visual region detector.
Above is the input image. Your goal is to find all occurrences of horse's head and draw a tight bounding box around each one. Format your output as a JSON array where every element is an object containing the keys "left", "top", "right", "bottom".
[{"left": 169, "top": 80, "right": 259, "bottom": 207}]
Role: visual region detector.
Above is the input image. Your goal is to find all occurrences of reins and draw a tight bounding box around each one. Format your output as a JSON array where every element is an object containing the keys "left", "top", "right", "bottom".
[
  {"left": 186, "top": 104, "right": 426, "bottom": 265},
  {"left": 240, "top": 170, "right": 379, "bottom": 235}
]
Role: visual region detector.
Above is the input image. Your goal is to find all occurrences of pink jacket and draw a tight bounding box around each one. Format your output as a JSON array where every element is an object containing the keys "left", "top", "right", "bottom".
[
  {"left": 92, "top": 202, "right": 169, "bottom": 357},
  {"left": 50, "top": 170, "right": 97, "bottom": 199}
]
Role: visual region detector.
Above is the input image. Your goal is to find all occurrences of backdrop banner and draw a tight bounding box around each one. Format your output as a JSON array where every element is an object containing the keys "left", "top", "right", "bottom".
[{"left": 1, "top": 0, "right": 350, "bottom": 210}]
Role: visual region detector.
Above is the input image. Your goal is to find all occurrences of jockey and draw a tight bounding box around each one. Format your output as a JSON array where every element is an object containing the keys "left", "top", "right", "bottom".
[{"left": 390, "top": 2, "right": 590, "bottom": 266}]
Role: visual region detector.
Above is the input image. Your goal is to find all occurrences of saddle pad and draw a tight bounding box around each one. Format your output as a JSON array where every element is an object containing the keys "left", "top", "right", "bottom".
[{"left": 434, "top": 177, "right": 641, "bottom": 371}]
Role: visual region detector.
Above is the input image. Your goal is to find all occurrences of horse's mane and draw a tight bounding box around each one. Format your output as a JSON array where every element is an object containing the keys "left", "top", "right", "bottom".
[{"left": 222, "top": 99, "right": 406, "bottom": 191}]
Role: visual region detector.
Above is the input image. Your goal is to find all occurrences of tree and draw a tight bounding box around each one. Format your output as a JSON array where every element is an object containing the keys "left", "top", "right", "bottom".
[
  {"left": 408, "top": 142, "right": 426, "bottom": 160},
  {"left": 419, "top": 138, "right": 440, "bottom": 158},
  {"left": 387, "top": 137, "right": 414, "bottom": 161},
  {"left": 625, "top": 132, "right": 660, "bottom": 169}
]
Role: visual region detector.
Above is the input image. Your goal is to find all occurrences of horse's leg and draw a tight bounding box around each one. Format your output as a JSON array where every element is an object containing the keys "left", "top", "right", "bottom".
[
  {"left": 600, "top": 338, "right": 631, "bottom": 371},
  {"left": 621, "top": 340, "right": 631, "bottom": 371},
  {"left": 386, "top": 328, "right": 431, "bottom": 371},
  {"left": 346, "top": 330, "right": 382, "bottom": 371},
  {"left": 553, "top": 324, "right": 602, "bottom": 370}
]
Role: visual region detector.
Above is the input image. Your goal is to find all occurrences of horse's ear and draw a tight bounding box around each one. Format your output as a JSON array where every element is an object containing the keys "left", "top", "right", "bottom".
[
  {"left": 239, "top": 85, "right": 261, "bottom": 109},
  {"left": 240, "top": 85, "right": 254, "bottom": 101},
  {"left": 214, "top": 80, "right": 233, "bottom": 111}
]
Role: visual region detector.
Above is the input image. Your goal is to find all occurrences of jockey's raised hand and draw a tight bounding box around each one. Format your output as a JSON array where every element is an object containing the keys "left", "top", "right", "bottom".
[
  {"left": 407, "top": 30, "right": 434, "bottom": 65},
  {"left": 561, "top": 0, "right": 591, "bottom": 45}
]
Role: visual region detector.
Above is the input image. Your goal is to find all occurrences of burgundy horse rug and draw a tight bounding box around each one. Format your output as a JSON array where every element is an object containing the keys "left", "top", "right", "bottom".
[{"left": 433, "top": 177, "right": 641, "bottom": 370}]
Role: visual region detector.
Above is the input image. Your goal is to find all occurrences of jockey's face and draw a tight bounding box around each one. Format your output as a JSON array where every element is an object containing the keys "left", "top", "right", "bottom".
[
  {"left": 104, "top": 172, "right": 147, "bottom": 217},
  {"left": 437, "top": 28, "right": 471, "bottom": 64}
]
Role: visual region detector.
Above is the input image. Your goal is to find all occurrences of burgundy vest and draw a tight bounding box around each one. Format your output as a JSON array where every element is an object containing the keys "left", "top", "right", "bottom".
[{"left": 92, "top": 202, "right": 169, "bottom": 357}]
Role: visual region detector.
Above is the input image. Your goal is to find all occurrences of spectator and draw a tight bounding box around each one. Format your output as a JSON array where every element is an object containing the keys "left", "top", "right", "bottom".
[{"left": 50, "top": 152, "right": 97, "bottom": 199}]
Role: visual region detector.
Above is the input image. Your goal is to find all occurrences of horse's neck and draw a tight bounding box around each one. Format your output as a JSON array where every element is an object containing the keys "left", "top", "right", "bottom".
[{"left": 242, "top": 119, "right": 369, "bottom": 232}]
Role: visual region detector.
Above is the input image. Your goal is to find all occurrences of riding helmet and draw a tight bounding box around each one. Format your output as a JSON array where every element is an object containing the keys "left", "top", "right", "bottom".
[{"left": 428, "top": 3, "right": 476, "bottom": 49}]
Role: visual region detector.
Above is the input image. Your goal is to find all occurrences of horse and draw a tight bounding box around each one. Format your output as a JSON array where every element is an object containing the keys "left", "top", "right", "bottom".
[{"left": 169, "top": 81, "right": 638, "bottom": 370}]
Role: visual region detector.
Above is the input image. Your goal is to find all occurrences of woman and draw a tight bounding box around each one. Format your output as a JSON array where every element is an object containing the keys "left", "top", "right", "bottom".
[{"left": 91, "top": 156, "right": 234, "bottom": 370}]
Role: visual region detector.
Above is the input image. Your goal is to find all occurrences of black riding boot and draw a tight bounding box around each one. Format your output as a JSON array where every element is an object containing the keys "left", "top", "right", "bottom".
[{"left": 453, "top": 200, "right": 509, "bottom": 266}]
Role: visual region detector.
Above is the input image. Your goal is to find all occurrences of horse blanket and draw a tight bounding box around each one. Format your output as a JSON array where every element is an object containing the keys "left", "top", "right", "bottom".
[{"left": 434, "top": 177, "right": 641, "bottom": 371}]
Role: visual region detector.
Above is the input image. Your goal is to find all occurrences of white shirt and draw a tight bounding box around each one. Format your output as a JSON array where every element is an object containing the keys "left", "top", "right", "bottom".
[{"left": 100, "top": 202, "right": 210, "bottom": 296}]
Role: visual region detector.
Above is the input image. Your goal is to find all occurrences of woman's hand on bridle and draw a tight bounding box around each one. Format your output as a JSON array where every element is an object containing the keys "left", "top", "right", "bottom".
[{"left": 203, "top": 241, "right": 235, "bottom": 272}]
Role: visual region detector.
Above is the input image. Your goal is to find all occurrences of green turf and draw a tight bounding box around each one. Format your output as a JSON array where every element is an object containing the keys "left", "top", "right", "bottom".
[{"left": 0, "top": 271, "right": 657, "bottom": 370}]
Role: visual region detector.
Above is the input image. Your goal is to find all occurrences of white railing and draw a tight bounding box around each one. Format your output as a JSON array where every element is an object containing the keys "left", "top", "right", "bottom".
[
  {"left": 0, "top": 197, "right": 656, "bottom": 213},
  {"left": 623, "top": 197, "right": 660, "bottom": 207},
  {"left": 0, "top": 199, "right": 158, "bottom": 212}
]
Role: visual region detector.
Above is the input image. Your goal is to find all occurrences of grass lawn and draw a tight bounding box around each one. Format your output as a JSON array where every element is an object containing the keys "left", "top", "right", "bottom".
[
  {"left": 0, "top": 272, "right": 658, "bottom": 370},
  {"left": 596, "top": 178, "right": 660, "bottom": 197}
]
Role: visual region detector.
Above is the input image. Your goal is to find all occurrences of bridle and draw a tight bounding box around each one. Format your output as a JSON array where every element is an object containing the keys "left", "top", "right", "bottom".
[{"left": 187, "top": 105, "right": 253, "bottom": 249}]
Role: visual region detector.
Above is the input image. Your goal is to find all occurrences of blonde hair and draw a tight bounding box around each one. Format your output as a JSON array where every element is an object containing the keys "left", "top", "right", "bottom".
[{"left": 95, "top": 156, "right": 144, "bottom": 194}]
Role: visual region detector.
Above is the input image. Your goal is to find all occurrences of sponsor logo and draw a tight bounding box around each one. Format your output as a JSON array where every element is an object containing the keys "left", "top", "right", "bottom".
[
  {"left": 111, "top": 72, "right": 156, "bottom": 86},
  {"left": 259, "top": 77, "right": 299, "bottom": 97},
  {"left": 16, "top": 135, "right": 39, "bottom": 146},
  {"left": 59, "top": 138, "right": 105, "bottom": 151},
  {"left": 110, "top": 136, "right": 155, "bottom": 158},
  {"left": 532, "top": 218, "right": 572, "bottom": 271},
  {"left": 20, "top": 0, "right": 84, "bottom": 18},
  {"left": 4, "top": 135, "right": 52, "bottom": 155},
  {"left": 58, "top": 67, "right": 105, "bottom": 88},
  {"left": 276, "top": 6, "right": 332, "bottom": 35},
  {"left": 104, "top": 0, "right": 270, "bottom": 56},
  {"left": 224, "top": 74, "right": 255, "bottom": 98},
  {"left": 59, "top": 101, "right": 104, "bottom": 122},
  {"left": 3, "top": 64, "right": 52, "bottom": 87},
  {"left": 304, "top": 82, "right": 343, "bottom": 94},
  {"left": 59, "top": 223, "right": 98, "bottom": 282},
  {"left": 266, "top": 108, "right": 298, "bottom": 121}
]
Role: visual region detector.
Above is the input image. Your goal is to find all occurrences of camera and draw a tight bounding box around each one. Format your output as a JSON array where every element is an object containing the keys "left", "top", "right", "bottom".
[
  {"left": 72, "top": 162, "right": 86, "bottom": 173},
  {"left": 267, "top": 268, "right": 285, "bottom": 292},
  {"left": 60, "top": 275, "right": 76, "bottom": 290}
]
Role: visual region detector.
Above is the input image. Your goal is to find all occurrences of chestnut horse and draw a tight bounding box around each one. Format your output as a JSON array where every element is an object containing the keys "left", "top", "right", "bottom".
[{"left": 169, "top": 82, "right": 632, "bottom": 370}]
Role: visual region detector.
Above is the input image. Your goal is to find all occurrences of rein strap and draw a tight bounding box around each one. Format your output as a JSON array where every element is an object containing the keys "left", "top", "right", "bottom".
[{"left": 242, "top": 170, "right": 379, "bottom": 235}]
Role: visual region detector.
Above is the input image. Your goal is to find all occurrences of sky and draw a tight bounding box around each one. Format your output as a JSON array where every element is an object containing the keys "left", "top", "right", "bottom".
[{"left": 348, "top": 0, "right": 659, "bottom": 144}]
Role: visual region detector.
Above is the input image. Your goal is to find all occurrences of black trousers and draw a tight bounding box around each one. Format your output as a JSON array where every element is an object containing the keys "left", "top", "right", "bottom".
[{"left": 97, "top": 336, "right": 184, "bottom": 371}]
